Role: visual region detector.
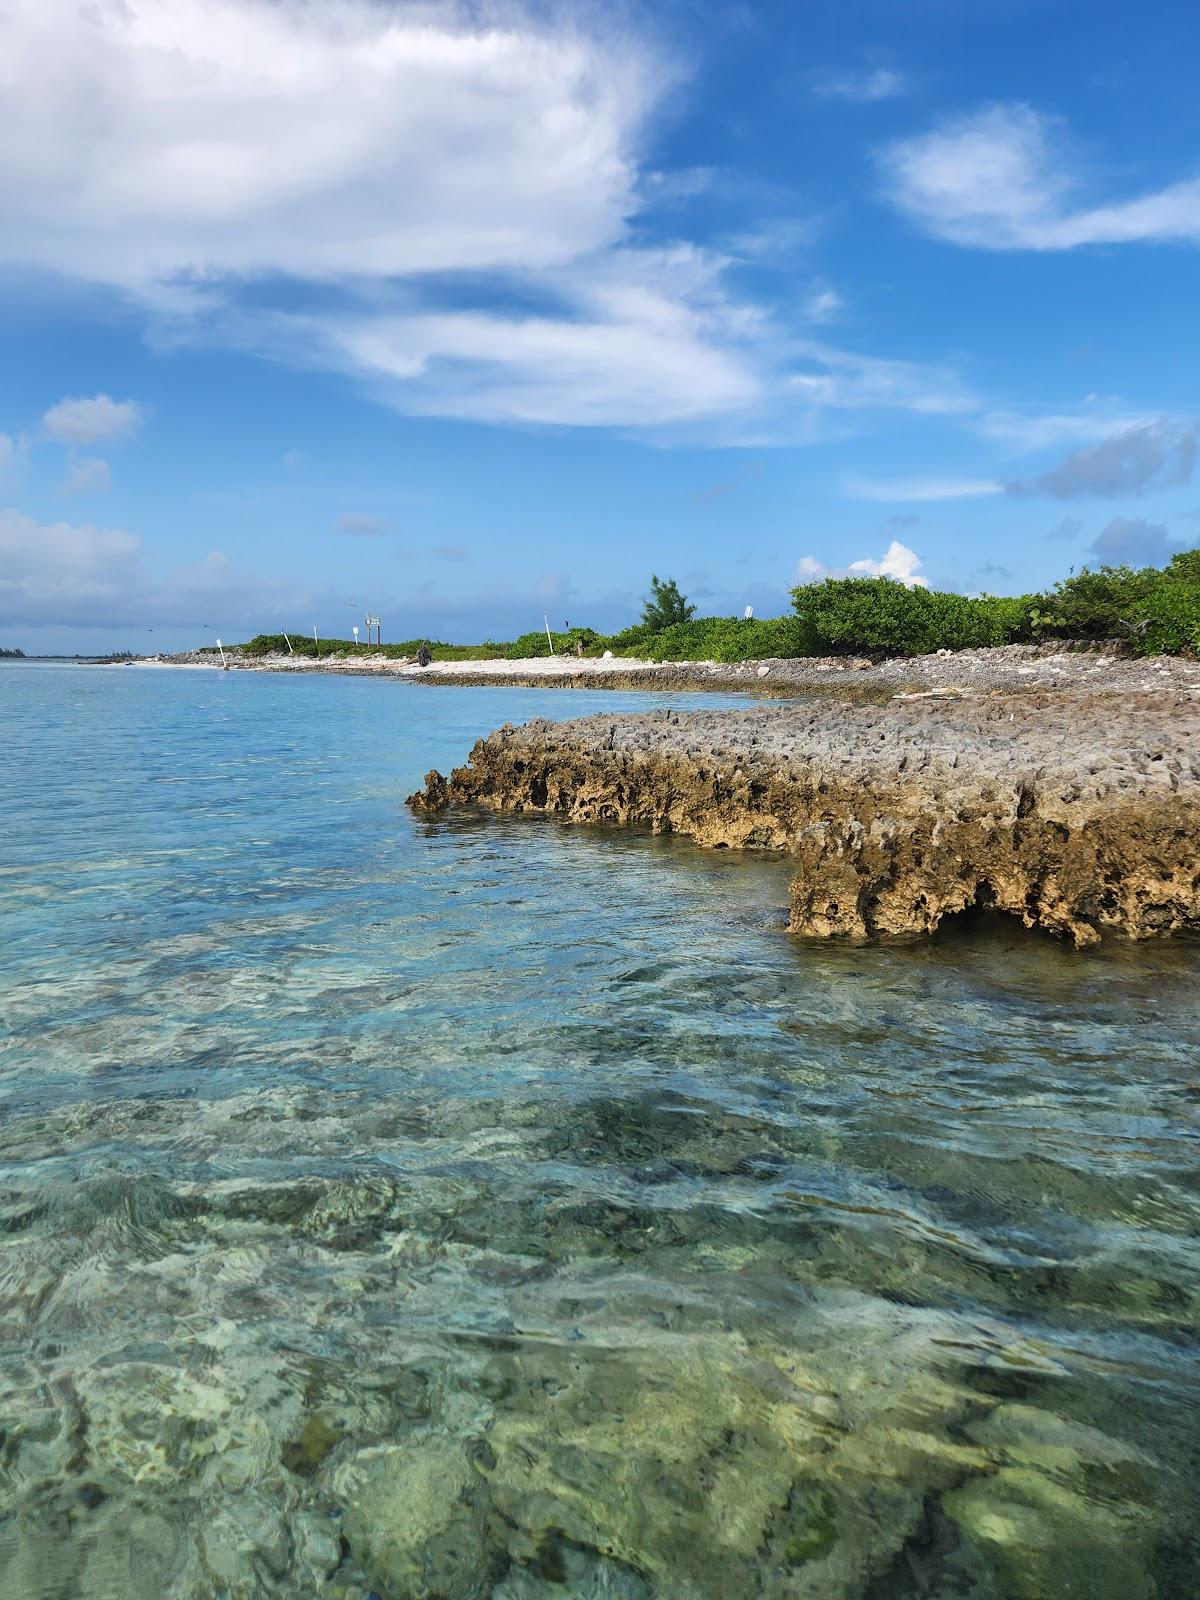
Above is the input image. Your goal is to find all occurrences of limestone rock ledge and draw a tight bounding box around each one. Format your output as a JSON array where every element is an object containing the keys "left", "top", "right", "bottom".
[{"left": 409, "top": 692, "right": 1200, "bottom": 946}]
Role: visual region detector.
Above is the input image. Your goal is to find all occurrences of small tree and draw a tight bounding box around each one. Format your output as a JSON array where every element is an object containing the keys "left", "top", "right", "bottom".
[{"left": 641, "top": 575, "right": 696, "bottom": 630}]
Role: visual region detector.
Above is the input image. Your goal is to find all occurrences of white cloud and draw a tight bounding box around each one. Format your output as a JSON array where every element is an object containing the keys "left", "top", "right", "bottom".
[
  {"left": 794, "top": 555, "right": 826, "bottom": 582},
  {"left": 43, "top": 395, "right": 143, "bottom": 445},
  {"left": 787, "top": 344, "right": 976, "bottom": 417},
  {"left": 0, "top": 1, "right": 998, "bottom": 438},
  {"left": 793, "top": 539, "right": 929, "bottom": 589},
  {"left": 813, "top": 68, "right": 907, "bottom": 104},
  {"left": 804, "top": 286, "right": 845, "bottom": 323},
  {"left": 320, "top": 271, "right": 762, "bottom": 428},
  {"left": 0, "top": 508, "right": 143, "bottom": 622},
  {"left": 61, "top": 456, "right": 112, "bottom": 495},
  {"left": 848, "top": 539, "right": 928, "bottom": 587},
  {"left": 0, "top": 0, "right": 659, "bottom": 289},
  {"left": 975, "top": 408, "right": 1154, "bottom": 450},
  {"left": 0, "top": 505, "right": 327, "bottom": 630},
  {"left": 882, "top": 104, "right": 1200, "bottom": 250},
  {"left": 844, "top": 474, "right": 1002, "bottom": 502}
]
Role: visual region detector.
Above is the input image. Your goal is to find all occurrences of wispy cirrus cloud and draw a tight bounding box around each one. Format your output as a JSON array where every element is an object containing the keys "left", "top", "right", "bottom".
[
  {"left": 812, "top": 68, "right": 908, "bottom": 104},
  {"left": 843, "top": 474, "right": 1001, "bottom": 503},
  {"left": 975, "top": 408, "right": 1154, "bottom": 451},
  {"left": 881, "top": 103, "right": 1200, "bottom": 250},
  {"left": 786, "top": 344, "right": 976, "bottom": 417}
]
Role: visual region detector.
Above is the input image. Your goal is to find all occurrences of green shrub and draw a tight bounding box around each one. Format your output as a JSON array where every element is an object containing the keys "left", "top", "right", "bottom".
[
  {"left": 604, "top": 622, "right": 656, "bottom": 653},
  {"left": 1130, "top": 582, "right": 1200, "bottom": 656},
  {"left": 788, "top": 579, "right": 1024, "bottom": 657},
  {"left": 613, "top": 615, "right": 809, "bottom": 662},
  {"left": 1040, "top": 564, "right": 1163, "bottom": 640}
]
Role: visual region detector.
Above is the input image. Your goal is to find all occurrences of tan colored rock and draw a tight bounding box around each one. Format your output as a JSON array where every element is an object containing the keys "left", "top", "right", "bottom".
[{"left": 409, "top": 692, "right": 1200, "bottom": 946}]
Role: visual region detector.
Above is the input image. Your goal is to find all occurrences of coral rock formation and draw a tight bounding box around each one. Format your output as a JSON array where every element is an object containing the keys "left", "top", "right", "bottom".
[{"left": 410, "top": 692, "right": 1200, "bottom": 946}]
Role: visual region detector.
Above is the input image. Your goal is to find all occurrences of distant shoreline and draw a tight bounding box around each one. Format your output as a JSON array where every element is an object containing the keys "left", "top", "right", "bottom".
[{"left": 102, "top": 643, "right": 1200, "bottom": 701}]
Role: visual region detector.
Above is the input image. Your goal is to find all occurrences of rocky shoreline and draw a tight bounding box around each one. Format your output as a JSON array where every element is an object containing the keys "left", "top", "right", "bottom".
[
  {"left": 152, "top": 642, "right": 1200, "bottom": 700},
  {"left": 410, "top": 688, "right": 1200, "bottom": 947}
]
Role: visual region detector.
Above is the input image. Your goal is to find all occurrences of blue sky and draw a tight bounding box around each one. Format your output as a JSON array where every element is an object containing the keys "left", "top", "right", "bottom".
[{"left": 2, "top": 0, "right": 1199, "bottom": 652}]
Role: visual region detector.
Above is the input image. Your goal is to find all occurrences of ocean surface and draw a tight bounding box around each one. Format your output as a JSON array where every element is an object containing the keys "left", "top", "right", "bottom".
[{"left": 1, "top": 661, "right": 1198, "bottom": 1600}]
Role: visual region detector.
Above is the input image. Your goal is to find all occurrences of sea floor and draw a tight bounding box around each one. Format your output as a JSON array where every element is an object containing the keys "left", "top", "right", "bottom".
[{"left": 1, "top": 665, "right": 1197, "bottom": 1599}]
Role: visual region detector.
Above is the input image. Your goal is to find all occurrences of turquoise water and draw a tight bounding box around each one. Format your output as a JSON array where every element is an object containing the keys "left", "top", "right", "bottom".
[{"left": 1, "top": 663, "right": 1198, "bottom": 1600}]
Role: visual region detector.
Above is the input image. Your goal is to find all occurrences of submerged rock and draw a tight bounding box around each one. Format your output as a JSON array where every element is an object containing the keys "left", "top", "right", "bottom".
[
  {"left": 409, "top": 691, "right": 1200, "bottom": 946},
  {"left": 335, "top": 1438, "right": 503, "bottom": 1600}
]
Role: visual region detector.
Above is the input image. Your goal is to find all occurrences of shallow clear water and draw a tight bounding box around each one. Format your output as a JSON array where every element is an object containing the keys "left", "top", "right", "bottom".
[{"left": 1, "top": 663, "right": 1198, "bottom": 1600}]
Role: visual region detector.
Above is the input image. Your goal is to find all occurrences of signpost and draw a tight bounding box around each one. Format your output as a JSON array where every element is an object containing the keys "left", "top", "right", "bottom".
[
  {"left": 352, "top": 625, "right": 359, "bottom": 648},
  {"left": 364, "top": 614, "right": 381, "bottom": 647}
]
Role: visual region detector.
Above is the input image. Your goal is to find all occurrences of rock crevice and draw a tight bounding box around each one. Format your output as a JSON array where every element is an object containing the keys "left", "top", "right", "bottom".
[{"left": 409, "top": 693, "right": 1200, "bottom": 946}]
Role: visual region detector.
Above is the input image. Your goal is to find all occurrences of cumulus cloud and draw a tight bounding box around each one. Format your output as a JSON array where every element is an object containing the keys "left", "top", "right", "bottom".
[
  {"left": 793, "top": 540, "right": 928, "bottom": 589},
  {"left": 0, "top": 0, "right": 659, "bottom": 288},
  {"left": 1007, "top": 419, "right": 1200, "bottom": 498},
  {"left": 0, "top": 1, "right": 999, "bottom": 438},
  {"left": 844, "top": 474, "right": 1001, "bottom": 502},
  {"left": 794, "top": 555, "right": 826, "bottom": 582},
  {"left": 0, "top": 509, "right": 141, "bottom": 622},
  {"left": 849, "top": 539, "right": 928, "bottom": 587},
  {"left": 61, "top": 456, "right": 112, "bottom": 495},
  {"left": 1089, "top": 517, "right": 1177, "bottom": 566},
  {"left": 336, "top": 513, "right": 389, "bottom": 537},
  {"left": 0, "top": 505, "right": 331, "bottom": 631},
  {"left": 882, "top": 104, "right": 1200, "bottom": 250},
  {"left": 813, "top": 68, "right": 907, "bottom": 103},
  {"left": 43, "top": 394, "right": 143, "bottom": 445}
]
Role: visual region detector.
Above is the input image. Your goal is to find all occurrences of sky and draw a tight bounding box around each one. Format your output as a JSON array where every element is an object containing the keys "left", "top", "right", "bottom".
[{"left": 2, "top": 0, "right": 1199, "bottom": 653}]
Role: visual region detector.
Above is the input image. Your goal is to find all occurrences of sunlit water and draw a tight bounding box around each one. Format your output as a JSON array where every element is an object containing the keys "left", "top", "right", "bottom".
[{"left": 1, "top": 663, "right": 1198, "bottom": 1600}]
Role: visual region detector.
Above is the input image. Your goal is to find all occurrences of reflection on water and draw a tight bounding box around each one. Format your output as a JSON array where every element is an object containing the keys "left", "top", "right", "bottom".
[{"left": 0, "top": 665, "right": 1198, "bottom": 1599}]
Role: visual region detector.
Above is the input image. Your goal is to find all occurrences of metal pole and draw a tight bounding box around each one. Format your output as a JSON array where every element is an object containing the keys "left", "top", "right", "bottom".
[
  {"left": 544, "top": 614, "right": 554, "bottom": 654},
  {"left": 283, "top": 631, "right": 294, "bottom": 654},
  {"left": 216, "top": 637, "right": 228, "bottom": 670}
]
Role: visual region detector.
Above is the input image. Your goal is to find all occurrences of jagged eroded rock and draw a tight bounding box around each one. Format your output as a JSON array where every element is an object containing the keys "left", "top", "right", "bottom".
[{"left": 408, "top": 692, "right": 1200, "bottom": 946}]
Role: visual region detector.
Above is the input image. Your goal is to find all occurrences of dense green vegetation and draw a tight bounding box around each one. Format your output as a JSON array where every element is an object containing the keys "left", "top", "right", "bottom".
[
  {"left": 0, "top": 646, "right": 26, "bottom": 658},
  {"left": 234, "top": 549, "right": 1200, "bottom": 665},
  {"left": 233, "top": 634, "right": 506, "bottom": 662}
]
